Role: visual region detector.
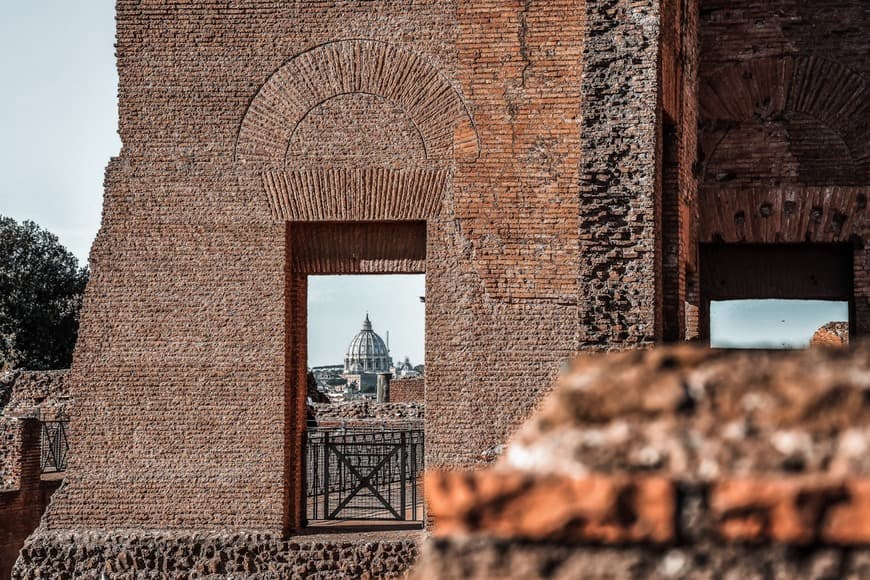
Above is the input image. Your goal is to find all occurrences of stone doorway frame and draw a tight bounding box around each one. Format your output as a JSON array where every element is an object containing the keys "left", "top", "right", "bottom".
[
  {"left": 283, "top": 221, "right": 427, "bottom": 532},
  {"left": 232, "top": 39, "right": 480, "bottom": 533}
]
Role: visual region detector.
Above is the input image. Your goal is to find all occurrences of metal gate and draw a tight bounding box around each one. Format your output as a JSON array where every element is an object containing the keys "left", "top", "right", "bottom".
[
  {"left": 41, "top": 420, "right": 69, "bottom": 473},
  {"left": 306, "top": 427, "right": 423, "bottom": 522}
]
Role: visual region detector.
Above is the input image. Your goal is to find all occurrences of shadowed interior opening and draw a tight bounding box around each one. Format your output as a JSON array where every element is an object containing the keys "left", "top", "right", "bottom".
[{"left": 699, "top": 243, "right": 855, "bottom": 345}]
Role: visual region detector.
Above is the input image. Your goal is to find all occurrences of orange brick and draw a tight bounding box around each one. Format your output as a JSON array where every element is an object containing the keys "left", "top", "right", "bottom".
[{"left": 427, "top": 471, "right": 675, "bottom": 544}]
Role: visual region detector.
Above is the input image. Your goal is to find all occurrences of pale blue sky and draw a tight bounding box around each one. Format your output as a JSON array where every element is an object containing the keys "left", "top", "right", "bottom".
[
  {"left": 0, "top": 1, "right": 119, "bottom": 263},
  {"left": 0, "top": 2, "right": 847, "bottom": 367},
  {"left": 711, "top": 300, "right": 848, "bottom": 349},
  {"left": 308, "top": 276, "right": 426, "bottom": 367}
]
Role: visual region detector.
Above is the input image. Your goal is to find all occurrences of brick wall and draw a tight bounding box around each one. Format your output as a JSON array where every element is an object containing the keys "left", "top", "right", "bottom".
[
  {"left": 24, "top": 0, "right": 866, "bottom": 556},
  {"left": 2, "top": 1, "right": 866, "bottom": 577},
  {"left": 698, "top": 0, "right": 869, "bottom": 336},
  {"left": 0, "top": 419, "right": 59, "bottom": 580},
  {"left": 660, "top": 0, "right": 700, "bottom": 341},
  {"left": 37, "top": 0, "right": 672, "bottom": 536},
  {"left": 1, "top": 1, "right": 865, "bottom": 578},
  {"left": 389, "top": 379, "right": 425, "bottom": 403}
]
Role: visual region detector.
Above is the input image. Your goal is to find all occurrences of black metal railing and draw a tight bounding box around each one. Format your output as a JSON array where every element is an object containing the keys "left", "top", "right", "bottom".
[
  {"left": 306, "top": 427, "right": 423, "bottom": 522},
  {"left": 40, "top": 420, "right": 69, "bottom": 473}
]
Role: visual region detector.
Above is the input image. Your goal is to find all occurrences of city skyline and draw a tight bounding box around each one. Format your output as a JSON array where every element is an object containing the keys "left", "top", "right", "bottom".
[{"left": 307, "top": 275, "right": 426, "bottom": 368}]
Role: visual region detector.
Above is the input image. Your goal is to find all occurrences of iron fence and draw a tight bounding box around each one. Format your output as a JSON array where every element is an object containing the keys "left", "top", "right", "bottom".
[
  {"left": 306, "top": 427, "right": 423, "bottom": 522},
  {"left": 41, "top": 420, "right": 69, "bottom": 473}
]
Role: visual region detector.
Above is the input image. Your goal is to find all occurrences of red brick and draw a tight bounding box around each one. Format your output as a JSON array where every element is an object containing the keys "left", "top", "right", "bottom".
[
  {"left": 427, "top": 471, "right": 675, "bottom": 544},
  {"left": 824, "top": 480, "right": 870, "bottom": 545},
  {"left": 711, "top": 478, "right": 855, "bottom": 544}
]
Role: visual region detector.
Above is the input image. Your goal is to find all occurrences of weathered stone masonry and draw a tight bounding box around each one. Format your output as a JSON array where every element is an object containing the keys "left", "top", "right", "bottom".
[
  {"left": 698, "top": 0, "right": 869, "bottom": 336},
  {"left": 1, "top": 371, "right": 68, "bottom": 578}
]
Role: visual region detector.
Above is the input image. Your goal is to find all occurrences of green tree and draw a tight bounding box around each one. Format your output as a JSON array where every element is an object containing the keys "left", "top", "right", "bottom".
[{"left": 0, "top": 216, "right": 89, "bottom": 370}]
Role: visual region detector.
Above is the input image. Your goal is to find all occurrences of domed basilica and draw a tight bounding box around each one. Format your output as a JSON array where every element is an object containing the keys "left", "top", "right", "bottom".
[{"left": 342, "top": 314, "right": 392, "bottom": 390}]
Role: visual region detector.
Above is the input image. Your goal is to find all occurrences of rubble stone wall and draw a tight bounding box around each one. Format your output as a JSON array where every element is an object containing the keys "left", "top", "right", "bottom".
[{"left": 14, "top": 531, "right": 420, "bottom": 580}]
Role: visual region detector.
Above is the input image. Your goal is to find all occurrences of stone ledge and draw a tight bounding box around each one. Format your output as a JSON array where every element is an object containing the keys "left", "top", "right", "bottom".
[
  {"left": 712, "top": 478, "right": 870, "bottom": 545},
  {"left": 426, "top": 472, "right": 675, "bottom": 544}
]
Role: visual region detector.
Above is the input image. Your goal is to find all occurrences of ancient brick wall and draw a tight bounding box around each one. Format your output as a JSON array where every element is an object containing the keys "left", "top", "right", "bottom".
[
  {"left": 698, "top": 0, "right": 869, "bottom": 335},
  {"left": 0, "top": 2, "right": 722, "bottom": 560},
  {"left": 0, "top": 419, "right": 59, "bottom": 580},
  {"left": 419, "top": 344, "right": 870, "bottom": 578},
  {"left": 33, "top": 0, "right": 671, "bottom": 537},
  {"left": 389, "top": 378, "right": 425, "bottom": 403}
]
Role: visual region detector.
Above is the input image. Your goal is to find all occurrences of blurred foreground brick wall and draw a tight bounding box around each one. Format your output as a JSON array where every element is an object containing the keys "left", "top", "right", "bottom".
[{"left": 420, "top": 345, "right": 870, "bottom": 578}]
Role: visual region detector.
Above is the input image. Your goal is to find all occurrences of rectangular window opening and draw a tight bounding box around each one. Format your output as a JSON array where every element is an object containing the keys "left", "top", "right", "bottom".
[{"left": 710, "top": 299, "right": 849, "bottom": 350}]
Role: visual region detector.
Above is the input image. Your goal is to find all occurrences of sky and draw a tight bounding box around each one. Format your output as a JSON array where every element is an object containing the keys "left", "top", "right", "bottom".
[
  {"left": 711, "top": 300, "right": 849, "bottom": 349},
  {"left": 308, "top": 275, "right": 426, "bottom": 367},
  {"left": 0, "top": 1, "right": 120, "bottom": 264},
  {"left": 0, "top": 2, "right": 847, "bottom": 367}
]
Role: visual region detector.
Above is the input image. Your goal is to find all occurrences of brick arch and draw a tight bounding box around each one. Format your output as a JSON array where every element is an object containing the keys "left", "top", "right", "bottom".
[
  {"left": 703, "top": 113, "right": 860, "bottom": 187},
  {"left": 285, "top": 92, "right": 428, "bottom": 167},
  {"left": 700, "top": 56, "right": 870, "bottom": 182},
  {"left": 235, "top": 39, "right": 480, "bottom": 168}
]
